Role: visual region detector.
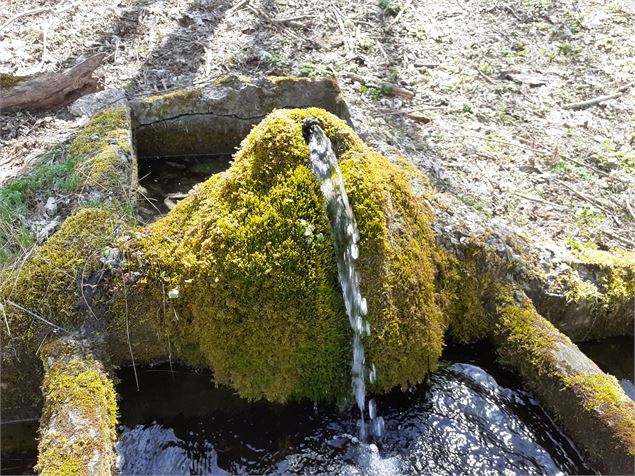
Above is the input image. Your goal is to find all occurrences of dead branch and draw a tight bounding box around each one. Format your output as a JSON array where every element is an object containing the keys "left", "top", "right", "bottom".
[
  {"left": 563, "top": 81, "right": 635, "bottom": 110},
  {"left": 0, "top": 1, "right": 80, "bottom": 33},
  {"left": 554, "top": 178, "right": 612, "bottom": 215},
  {"left": 477, "top": 67, "right": 496, "bottom": 84},
  {"left": 602, "top": 229, "right": 635, "bottom": 248},
  {"left": 227, "top": 0, "right": 251, "bottom": 14},
  {"left": 626, "top": 193, "right": 635, "bottom": 222},
  {"left": 511, "top": 192, "right": 568, "bottom": 211},
  {"left": 0, "top": 53, "right": 107, "bottom": 113}
]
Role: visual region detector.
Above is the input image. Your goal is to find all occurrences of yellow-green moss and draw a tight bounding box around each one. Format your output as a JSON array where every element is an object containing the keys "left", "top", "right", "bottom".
[
  {"left": 141, "top": 87, "right": 202, "bottom": 106},
  {"left": 0, "top": 72, "right": 32, "bottom": 88},
  {"left": 494, "top": 288, "right": 635, "bottom": 466},
  {"left": 442, "top": 250, "right": 494, "bottom": 343},
  {"left": 495, "top": 291, "right": 567, "bottom": 378},
  {"left": 563, "top": 373, "right": 632, "bottom": 412},
  {"left": 68, "top": 107, "right": 129, "bottom": 159},
  {"left": 1, "top": 207, "right": 129, "bottom": 355},
  {"left": 36, "top": 340, "right": 117, "bottom": 476},
  {"left": 130, "top": 108, "right": 444, "bottom": 402},
  {"left": 68, "top": 107, "right": 133, "bottom": 198},
  {"left": 561, "top": 372, "right": 635, "bottom": 458},
  {"left": 75, "top": 147, "right": 128, "bottom": 194},
  {"left": 555, "top": 248, "right": 635, "bottom": 337},
  {"left": 576, "top": 248, "right": 635, "bottom": 302}
]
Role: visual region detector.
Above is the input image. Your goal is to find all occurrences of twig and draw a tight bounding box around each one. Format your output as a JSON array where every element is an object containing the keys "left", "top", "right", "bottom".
[
  {"left": 511, "top": 192, "right": 568, "bottom": 211},
  {"left": 626, "top": 192, "right": 635, "bottom": 221},
  {"left": 121, "top": 271, "right": 139, "bottom": 391},
  {"left": 1, "top": 302, "right": 11, "bottom": 337},
  {"left": 0, "top": 6, "right": 51, "bottom": 32},
  {"left": 563, "top": 81, "right": 635, "bottom": 110},
  {"left": 329, "top": 4, "right": 352, "bottom": 53},
  {"left": 0, "top": 1, "right": 80, "bottom": 33},
  {"left": 477, "top": 67, "right": 495, "bottom": 84},
  {"left": 563, "top": 155, "right": 610, "bottom": 178},
  {"left": 602, "top": 229, "right": 635, "bottom": 248},
  {"left": 339, "top": 71, "right": 415, "bottom": 99},
  {"left": 38, "top": 16, "right": 49, "bottom": 72},
  {"left": 5, "top": 300, "right": 68, "bottom": 333},
  {"left": 378, "top": 105, "right": 447, "bottom": 116},
  {"left": 466, "top": 134, "right": 623, "bottom": 184},
  {"left": 463, "top": 134, "right": 544, "bottom": 153},
  {"left": 503, "top": 5, "right": 522, "bottom": 21},
  {"left": 554, "top": 179, "right": 612, "bottom": 215},
  {"left": 389, "top": 0, "right": 414, "bottom": 27},
  {"left": 227, "top": 0, "right": 250, "bottom": 14}
]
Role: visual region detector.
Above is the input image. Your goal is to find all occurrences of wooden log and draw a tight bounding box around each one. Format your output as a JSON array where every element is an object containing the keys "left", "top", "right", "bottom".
[{"left": 0, "top": 53, "right": 106, "bottom": 113}]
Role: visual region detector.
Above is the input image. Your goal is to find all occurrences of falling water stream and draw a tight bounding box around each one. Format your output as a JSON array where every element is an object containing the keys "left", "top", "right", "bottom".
[{"left": 303, "top": 119, "right": 382, "bottom": 440}]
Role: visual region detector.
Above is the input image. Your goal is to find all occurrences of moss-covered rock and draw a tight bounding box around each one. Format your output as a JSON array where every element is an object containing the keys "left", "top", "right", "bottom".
[
  {"left": 0, "top": 207, "right": 129, "bottom": 418},
  {"left": 36, "top": 338, "right": 117, "bottom": 476},
  {"left": 126, "top": 107, "right": 445, "bottom": 402}
]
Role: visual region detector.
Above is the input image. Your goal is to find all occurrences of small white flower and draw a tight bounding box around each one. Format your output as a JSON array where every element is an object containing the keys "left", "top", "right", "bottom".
[{"left": 168, "top": 288, "right": 180, "bottom": 299}]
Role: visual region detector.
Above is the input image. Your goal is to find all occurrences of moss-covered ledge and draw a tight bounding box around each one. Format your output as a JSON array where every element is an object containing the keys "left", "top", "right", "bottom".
[
  {"left": 431, "top": 201, "right": 634, "bottom": 341},
  {"left": 36, "top": 337, "right": 117, "bottom": 476},
  {"left": 70, "top": 106, "right": 136, "bottom": 206},
  {"left": 2, "top": 101, "right": 634, "bottom": 475},
  {"left": 493, "top": 290, "right": 635, "bottom": 475},
  {"left": 529, "top": 248, "right": 635, "bottom": 340}
]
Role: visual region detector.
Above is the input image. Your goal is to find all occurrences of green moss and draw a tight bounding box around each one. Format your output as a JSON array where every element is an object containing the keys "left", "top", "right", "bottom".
[
  {"left": 68, "top": 107, "right": 129, "bottom": 159},
  {"left": 560, "top": 373, "right": 635, "bottom": 455},
  {"left": 494, "top": 288, "right": 635, "bottom": 464},
  {"left": 130, "top": 108, "right": 444, "bottom": 402},
  {"left": 36, "top": 340, "right": 117, "bottom": 476},
  {"left": 68, "top": 107, "right": 133, "bottom": 199},
  {"left": 0, "top": 72, "right": 30, "bottom": 88},
  {"left": 576, "top": 248, "right": 635, "bottom": 301},
  {"left": 141, "top": 87, "right": 202, "bottom": 106},
  {"left": 495, "top": 290, "right": 566, "bottom": 378},
  {"left": 564, "top": 373, "right": 631, "bottom": 411},
  {"left": 1, "top": 207, "right": 129, "bottom": 356},
  {"left": 442, "top": 250, "right": 495, "bottom": 343},
  {"left": 556, "top": 248, "right": 635, "bottom": 336}
]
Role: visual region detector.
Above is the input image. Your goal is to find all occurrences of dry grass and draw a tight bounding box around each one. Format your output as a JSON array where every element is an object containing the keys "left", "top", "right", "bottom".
[{"left": 1, "top": 0, "right": 634, "bottom": 251}]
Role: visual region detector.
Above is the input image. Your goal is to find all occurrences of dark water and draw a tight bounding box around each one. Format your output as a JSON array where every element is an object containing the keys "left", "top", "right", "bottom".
[
  {"left": 0, "top": 420, "right": 38, "bottom": 475},
  {"left": 137, "top": 154, "right": 233, "bottom": 221},
  {"left": 115, "top": 343, "right": 595, "bottom": 475},
  {"left": 578, "top": 336, "right": 635, "bottom": 399}
]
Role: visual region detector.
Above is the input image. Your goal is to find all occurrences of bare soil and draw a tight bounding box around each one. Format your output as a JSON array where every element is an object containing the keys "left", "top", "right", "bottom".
[{"left": 1, "top": 0, "right": 634, "bottom": 251}]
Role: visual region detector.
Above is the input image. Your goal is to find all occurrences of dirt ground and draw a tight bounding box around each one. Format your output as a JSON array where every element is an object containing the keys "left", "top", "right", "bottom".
[{"left": 1, "top": 0, "right": 634, "bottom": 252}]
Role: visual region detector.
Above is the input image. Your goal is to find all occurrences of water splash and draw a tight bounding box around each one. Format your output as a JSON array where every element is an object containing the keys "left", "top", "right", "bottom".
[{"left": 303, "top": 119, "right": 383, "bottom": 440}]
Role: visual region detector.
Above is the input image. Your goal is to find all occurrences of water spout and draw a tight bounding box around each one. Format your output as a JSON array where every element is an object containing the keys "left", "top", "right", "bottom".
[{"left": 303, "top": 118, "right": 384, "bottom": 440}]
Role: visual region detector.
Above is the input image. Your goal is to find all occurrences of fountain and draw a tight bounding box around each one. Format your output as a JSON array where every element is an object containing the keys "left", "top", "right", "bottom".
[{"left": 1, "top": 79, "right": 634, "bottom": 475}]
